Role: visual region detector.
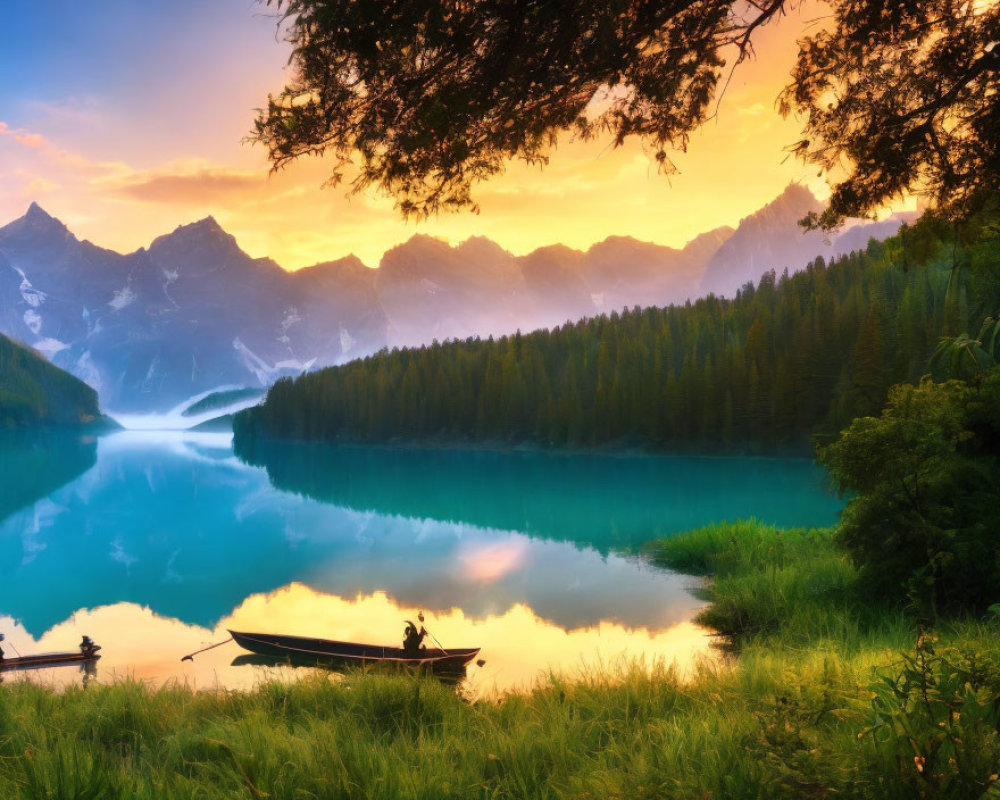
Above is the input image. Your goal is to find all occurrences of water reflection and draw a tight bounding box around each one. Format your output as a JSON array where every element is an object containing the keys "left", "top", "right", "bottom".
[
  {"left": 0, "top": 430, "right": 839, "bottom": 693},
  {"left": 0, "top": 431, "right": 96, "bottom": 526},
  {"left": 236, "top": 439, "right": 841, "bottom": 553},
  {"left": 1, "top": 432, "right": 723, "bottom": 635},
  {"left": 0, "top": 585, "right": 714, "bottom": 696},
  {"left": 0, "top": 658, "right": 98, "bottom": 690}
]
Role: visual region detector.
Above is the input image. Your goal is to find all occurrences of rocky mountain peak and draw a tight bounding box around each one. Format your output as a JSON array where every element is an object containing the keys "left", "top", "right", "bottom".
[
  {"left": 160, "top": 215, "right": 229, "bottom": 241},
  {"left": 699, "top": 184, "right": 832, "bottom": 298},
  {"left": 147, "top": 215, "right": 247, "bottom": 271},
  {"left": 456, "top": 235, "right": 511, "bottom": 259},
  {"left": 753, "top": 183, "right": 822, "bottom": 223},
  {"left": 296, "top": 255, "right": 375, "bottom": 286},
  {"left": 0, "top": 202, "right": 73, "bottom": 241},
  {"left": 682, "top": 226, "right": 736, "bottom": 262},
  {"left": 26, "top": 201, "right": 53, "bottom": 220}
]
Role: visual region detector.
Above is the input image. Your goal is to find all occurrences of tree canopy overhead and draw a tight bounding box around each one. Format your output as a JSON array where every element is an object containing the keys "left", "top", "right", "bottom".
[
  {"left": 254, "top": 0, "right": 1000, "bottom": 224},
  {"left": 784, "top": 0, "right": 1000, "bottom": 229}
]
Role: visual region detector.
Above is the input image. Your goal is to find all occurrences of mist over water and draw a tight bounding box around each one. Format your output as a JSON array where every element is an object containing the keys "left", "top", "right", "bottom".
[
  {"left": 0, "top": 430, "right": 841, "bottom": 692},
  {"left": 107, "top": 386, "right": 264, "bottom": 431}
]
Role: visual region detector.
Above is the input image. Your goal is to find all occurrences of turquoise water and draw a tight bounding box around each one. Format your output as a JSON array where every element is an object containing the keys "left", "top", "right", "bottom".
[{"left": 0, "top": 430, "right": 841, "bottom": 691}]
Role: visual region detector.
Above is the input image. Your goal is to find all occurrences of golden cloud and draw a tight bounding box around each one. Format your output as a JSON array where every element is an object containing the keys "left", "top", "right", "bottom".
[{"left": 112, "top": 167, "right": 265, "bottom": 205}]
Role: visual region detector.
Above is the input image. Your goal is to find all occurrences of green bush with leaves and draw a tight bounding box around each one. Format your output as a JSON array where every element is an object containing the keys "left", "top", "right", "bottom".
[
  {"left": 819, "top": 369, "right": 1000, "bottom": 615},
  {"left": 864, "top": 633, "right": 1000, "bottom": 799}
]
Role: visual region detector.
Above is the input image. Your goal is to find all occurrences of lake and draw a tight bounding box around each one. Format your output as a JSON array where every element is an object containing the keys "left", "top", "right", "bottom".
[{"left": 0, "top": 430, "right": 842, "bottom": 694}]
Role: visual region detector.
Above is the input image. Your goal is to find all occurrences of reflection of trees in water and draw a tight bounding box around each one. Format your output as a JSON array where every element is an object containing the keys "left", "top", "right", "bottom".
[
  {"left": 0, "top": 431, "right": 97, "bottom": 526},
  {"left": 235, "top": 439, "right": 840, "bottom": 554},
  {"left": 0, "top": 436, "right": 836, "bottom": 639}
]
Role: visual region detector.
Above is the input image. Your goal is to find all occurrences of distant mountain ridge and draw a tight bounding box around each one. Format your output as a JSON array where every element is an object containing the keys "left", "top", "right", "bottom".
[
  {"left": 0, "top": 206, "right": 388, "bottom": 411},
  {"left": 700, "top": 185, "right": 917, "bottom": 297},
  {"left": 0, "top": 188, "right": 913, "bottom": 411}
]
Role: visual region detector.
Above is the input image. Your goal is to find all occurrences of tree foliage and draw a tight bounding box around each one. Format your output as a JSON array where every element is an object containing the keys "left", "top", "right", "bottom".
[
  {"left": 784, "top": 0, "right": 1000, "bottom": 228},
  {"left": 254, "top": 0, "right": 764, "bottom": 217},
  {"left": 255, "top": 0, "right": 1000, "bottom": 223},
  {"left": 818, "top": 369, "right": 1000, "bottom": 615},
  {"left": 0, "top": 334, "right": 101, "bottom": 428},
  {"left": 932, "top": 315, "right": 1000, "bottom": 381}
]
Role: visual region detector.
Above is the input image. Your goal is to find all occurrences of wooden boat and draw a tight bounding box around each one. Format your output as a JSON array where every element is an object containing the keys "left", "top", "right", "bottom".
[
  {"left": 229, "top": 630, "right": 480, "bottom": 673},
  {"left": 0, "top": 650, "right": 100, "bottom": 672}
]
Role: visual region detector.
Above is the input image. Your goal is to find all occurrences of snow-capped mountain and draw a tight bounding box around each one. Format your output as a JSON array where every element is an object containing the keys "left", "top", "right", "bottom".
[
  {"left": 0, "top": 205, "right": 388, "bottom": 411},
  {"left": 0, "top": 188, "right": 914, "bottom": 412}
]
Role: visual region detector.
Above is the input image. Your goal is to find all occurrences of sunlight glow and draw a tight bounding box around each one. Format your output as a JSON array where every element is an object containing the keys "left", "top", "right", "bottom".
[{"left": 0, "top": 584, "right": 715, "bottom": 696}]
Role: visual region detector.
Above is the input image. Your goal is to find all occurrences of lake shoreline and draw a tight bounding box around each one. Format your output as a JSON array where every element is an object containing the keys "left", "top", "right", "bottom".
[
  {"left": 232, "top": 428, "right": 818, "bottom": 461},
  {"left": 3, "top": 521, "right": 997, "bottom": 798}
]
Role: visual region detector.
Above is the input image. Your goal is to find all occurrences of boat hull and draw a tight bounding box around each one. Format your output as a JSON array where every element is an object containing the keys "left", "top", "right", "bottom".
[
  {"left": 229, "top": 630, "right": 479, "bottom": 673},
  {"left": 0, "top": 652, "right": 100, "bottom": 672}
]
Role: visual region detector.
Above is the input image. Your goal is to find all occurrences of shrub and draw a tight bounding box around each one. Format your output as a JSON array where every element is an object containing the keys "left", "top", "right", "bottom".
[{"left": 819, "top": 369, "right": 1000, "bottom": 616}]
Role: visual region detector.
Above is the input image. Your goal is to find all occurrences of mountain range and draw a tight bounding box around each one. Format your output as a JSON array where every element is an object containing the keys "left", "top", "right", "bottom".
[{"left": 0, "top": 185, "right": 914, "bottom": 412}]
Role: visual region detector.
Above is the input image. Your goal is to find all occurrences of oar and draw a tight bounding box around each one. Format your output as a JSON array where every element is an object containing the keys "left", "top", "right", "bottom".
[
  {"left": 0, "top": 633, "right": 22, "bottom": 658},
  {"left": 181, "top": 637, "right": 233, "bottom": 662},
  {"left": 418, "top": 612, "right": 449, "bottom": 655}
]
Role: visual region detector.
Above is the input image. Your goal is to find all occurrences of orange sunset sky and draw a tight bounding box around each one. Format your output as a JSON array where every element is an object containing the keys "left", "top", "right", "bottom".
[{"left": 0, "top": 1, "right": 901, "bottom": 270}]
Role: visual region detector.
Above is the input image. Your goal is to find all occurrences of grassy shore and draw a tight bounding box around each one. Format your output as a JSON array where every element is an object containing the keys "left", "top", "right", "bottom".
[{"left": 2, "top": 522, "right": 999, "bottom": 799}]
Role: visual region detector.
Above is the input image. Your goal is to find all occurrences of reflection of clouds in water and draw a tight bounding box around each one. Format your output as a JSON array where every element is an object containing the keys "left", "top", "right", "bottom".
[
  {"left": 291, "top": 516, "right": 702, "bottom": 631},
  {"left": 18, "top": 498, "right": 65, "bottom": 565},
  {"left": 1, "top": 430, "right": 705, "bottom": 637},
  {"left": 163, "top": 550, "right": 183, "bottom": 584},
  {"left": 414, "top": 516, "right": 461, "bottom": 545},
  {"left": 1, "top": 446, "right": 700, "bottom": 634},
  {"left": 108, "top": 537, "right": 137, "bottom": 570},
  {"left": 99, "top": 430, "right": 247, "bottom": 475},
  {"left": 233, "top": 481, "right": 292, "bottom": 522},
  {"left": 459, "top": 537, "right": 529, "bottom": 583},
  {"left": 282, "top": 518, "right": 308, "bottom": 547},
  {"left": 351, "top": 511, "right": 377, "bottom": 546},
  {"left": 0, "top": 586, "right": 714, "bottom": 696}
]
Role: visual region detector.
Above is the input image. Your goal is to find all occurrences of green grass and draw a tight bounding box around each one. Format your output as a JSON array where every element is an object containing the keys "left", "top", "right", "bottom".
[
  {"left": 2, "top": 521, "right": 999, "bottom": 799},
  {"left": 0, "top": 667, "right": 751, "bottom": 799},
  {"left": 647, "top": 520, "right": 908, "bottom": 646},
  {"left": 648, "top": 521, "right": 1000, "bottom": 798}
]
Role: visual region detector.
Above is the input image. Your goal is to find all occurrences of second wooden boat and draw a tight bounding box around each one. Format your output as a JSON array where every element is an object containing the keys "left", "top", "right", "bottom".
[
  {"left": 0, "top": 635, "right": 101, "bottom": 672},
  {"left": 0, "top": 650, "right": 100, "bottom": 672}
]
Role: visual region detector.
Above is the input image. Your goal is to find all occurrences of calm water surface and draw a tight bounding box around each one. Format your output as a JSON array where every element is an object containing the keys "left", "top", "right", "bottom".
[{"left": 0, "top": 430, "right": 841, "bottom": 694}]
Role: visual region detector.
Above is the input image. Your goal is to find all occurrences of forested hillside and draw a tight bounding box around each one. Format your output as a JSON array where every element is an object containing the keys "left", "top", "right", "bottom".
[
  {"left": 235, "top": 214, "right": 998, "bottom": 452},
  {"left": 0, "top": 334, "right": 102, "bottom": 427}
]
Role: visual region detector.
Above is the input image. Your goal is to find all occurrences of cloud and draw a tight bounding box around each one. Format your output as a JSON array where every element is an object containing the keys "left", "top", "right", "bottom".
[
  {"left": 27, "top": 97, "right": 107, "bottom": 128},
  {"left": 0, "top": 121, "right": 46, "bottom": 146},
  {"left": 736, "top": 102, "right": 768, "bottom": 117},
  {"left": 14, "top": 132, "right": 45, "bottom": 148},
  {"left": 0, "top": 119, "right": 122, "bottom": 175},
  {"left": 24, "top": 177, "right": 60, "bottom": 194},
  {"left": 111, "top": 167, "right": 264, "bottom": 205}
]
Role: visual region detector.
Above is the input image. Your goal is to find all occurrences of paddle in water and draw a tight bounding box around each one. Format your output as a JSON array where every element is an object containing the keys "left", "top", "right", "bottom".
[{"left": 181, "top": 637, "right": 233, "bottom": 662}]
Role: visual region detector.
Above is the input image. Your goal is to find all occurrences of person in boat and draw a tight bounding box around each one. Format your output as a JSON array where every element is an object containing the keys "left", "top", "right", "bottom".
[
  {"left": 402, "top": 620, "right": 427, "bottom": 656},
  {"left": 79, "top": 635, "right": 100, "bottom": 658}
]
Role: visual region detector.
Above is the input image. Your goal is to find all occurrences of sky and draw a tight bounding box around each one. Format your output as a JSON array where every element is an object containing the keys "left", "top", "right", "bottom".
[{"left": 0, "top": 1, "right": 900, "bottom": 270}]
